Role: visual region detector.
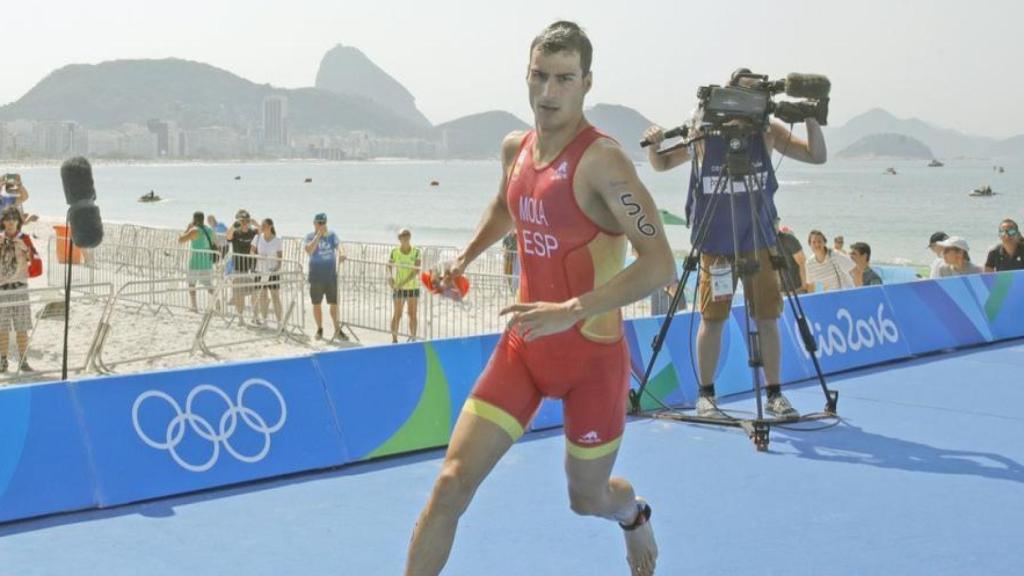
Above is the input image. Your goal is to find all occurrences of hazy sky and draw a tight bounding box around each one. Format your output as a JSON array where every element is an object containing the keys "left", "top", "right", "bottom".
[{"left": 4, "top": 0, "right": 1022, "bottom": 138}]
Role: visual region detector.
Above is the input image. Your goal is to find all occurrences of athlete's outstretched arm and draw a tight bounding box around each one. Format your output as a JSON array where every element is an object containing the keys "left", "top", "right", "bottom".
[
  {"left": 452, "top": 131, "right": 527, "bottom": 274},
  {"left": 504, "top": 141, "right": 676, "bottom": 340}
]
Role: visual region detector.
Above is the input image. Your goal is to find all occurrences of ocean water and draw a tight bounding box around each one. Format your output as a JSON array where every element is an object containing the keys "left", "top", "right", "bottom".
[{"left": 6, "top": 156, "right": 1020, "bottom": 265}]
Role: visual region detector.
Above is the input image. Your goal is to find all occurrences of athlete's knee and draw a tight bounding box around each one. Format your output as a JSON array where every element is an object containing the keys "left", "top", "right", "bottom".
[{"left": 430, "top": 461, "right": 477, "bottom": 516}]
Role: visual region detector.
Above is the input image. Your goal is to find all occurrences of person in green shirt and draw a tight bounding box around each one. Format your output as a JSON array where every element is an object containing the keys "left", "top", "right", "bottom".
[
  {"left": 178, "top": 211, "right": 218, "bottom": 312},
  {"left": 388, "top": 228, "right": 422, "bottom": 343}
]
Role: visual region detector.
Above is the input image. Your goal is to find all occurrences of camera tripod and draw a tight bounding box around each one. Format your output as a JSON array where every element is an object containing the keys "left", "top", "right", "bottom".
[{"left": 628, "top": 125, "right": 838, "bottom": 451}]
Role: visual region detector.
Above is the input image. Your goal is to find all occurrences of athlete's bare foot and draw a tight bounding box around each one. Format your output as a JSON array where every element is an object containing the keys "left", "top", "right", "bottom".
[{"left": 623, "top": 499, "right": 658, "bottom": 576}]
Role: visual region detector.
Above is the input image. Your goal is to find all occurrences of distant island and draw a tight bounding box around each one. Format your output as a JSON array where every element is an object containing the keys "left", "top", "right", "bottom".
[{"left": 837, "top": 133, "right": 935, "bottom": 160}]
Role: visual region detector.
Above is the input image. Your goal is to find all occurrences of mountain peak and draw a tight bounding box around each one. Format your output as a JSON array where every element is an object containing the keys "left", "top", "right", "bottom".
[{"left": 315, "top": 45, "right": 431, "bottom": 128}]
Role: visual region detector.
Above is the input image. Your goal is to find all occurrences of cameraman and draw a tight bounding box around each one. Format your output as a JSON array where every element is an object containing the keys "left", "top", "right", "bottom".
[{"left": 642, "top": 68, "right": 826, "bottom": 419}]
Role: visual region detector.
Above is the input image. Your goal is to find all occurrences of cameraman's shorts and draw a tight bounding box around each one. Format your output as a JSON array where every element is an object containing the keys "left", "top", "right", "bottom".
[
  {"left": 698, "top": 249, "right": 782, "bottom": 322},
  {"left": 464, "top": 328, "right": 629, "bottom": 460}
]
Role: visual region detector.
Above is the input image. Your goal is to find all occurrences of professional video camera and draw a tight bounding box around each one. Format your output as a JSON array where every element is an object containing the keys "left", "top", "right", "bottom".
[{"left": 697, "top": 71, "right": 831, "bottom": 129}]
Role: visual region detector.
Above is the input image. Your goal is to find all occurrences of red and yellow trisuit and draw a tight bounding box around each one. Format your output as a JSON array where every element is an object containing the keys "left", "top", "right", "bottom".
[{"left": 465, "top": 126, "right": 631, "bottom": 459}]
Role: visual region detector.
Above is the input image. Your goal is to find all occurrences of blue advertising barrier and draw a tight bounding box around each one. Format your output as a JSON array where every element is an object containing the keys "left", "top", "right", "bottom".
[
  {"left": 775, "top": 286, "right": 912, "bottom": 376},
  {"left": 74, "top": 357, "right": 348, "bottom": 507},
  {"left": 0, "top": 384, "right": 98, "bottom": 523},
  {"left": 970, "top": 271, "right": 1024, "bottom": 341},
  {"left": 317, "top": 336, "right": 496, "bottom": 461},
  {"left": 2, "top": 272, "right": 1021, "bottom": 524},
  {"left": 883, "top": 277, "right": 991, "bottom": 355}
]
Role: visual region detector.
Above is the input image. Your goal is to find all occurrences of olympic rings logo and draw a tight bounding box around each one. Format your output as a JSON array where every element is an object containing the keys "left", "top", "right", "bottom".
[{"left": 132, "top": 379, "right": 287, "bottom": 472}]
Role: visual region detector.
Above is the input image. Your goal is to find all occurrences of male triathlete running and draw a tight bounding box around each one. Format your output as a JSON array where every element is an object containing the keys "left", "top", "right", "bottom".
[{"left": 404, "top": 21, "right": 676, "bottom": 576}]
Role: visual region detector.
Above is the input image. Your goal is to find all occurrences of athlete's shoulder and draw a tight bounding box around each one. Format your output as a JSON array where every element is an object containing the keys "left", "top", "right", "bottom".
[
  {"left": 500, "top": 130, "right": 530, "bottom": 166},
  {"left": 580, "top": 135, "right": 634, "bottom": 175}
]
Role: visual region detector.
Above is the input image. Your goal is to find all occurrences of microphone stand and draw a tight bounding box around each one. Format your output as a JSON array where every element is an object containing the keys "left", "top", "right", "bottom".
[{"left": 62, "top": 215, "right": 73, "bottom": 381}]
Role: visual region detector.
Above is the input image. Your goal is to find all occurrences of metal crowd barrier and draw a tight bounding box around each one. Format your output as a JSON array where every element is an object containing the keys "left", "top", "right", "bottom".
[
  {"left": 0, "top": 283, "right": 112, "bottom": 384},
  {"left": 337, "top": 258, "right": 416, "bottom": 340},
  {"left": 47, "top": 237, "right": 308, "bottom": 330},
  {"left": 59, "top": 223, "right": 677, "bottom": 345},
  {"left": 91, "top": 272, "right": 307, "bottom": 373}
]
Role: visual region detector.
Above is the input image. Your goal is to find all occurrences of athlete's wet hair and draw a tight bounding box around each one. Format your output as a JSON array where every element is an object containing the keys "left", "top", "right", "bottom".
[{"left": 530, "top": 21, "right": 593, "bottom": 76}]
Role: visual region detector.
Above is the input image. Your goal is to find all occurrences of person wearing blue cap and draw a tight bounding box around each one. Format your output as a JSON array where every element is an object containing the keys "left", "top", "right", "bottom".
[{"left": 304, "top": 212, "right": 348, "bottom": 341}]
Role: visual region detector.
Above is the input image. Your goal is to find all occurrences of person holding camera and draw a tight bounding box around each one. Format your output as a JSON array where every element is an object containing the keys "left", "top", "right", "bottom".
[
  {"left": 642, "top": 68, "right": 827, "bottom": 420},
  {"left": 1, "top": 174, "right": 28, "bottom": 214},
  {"left": 177, "top": 211, "right": 218, "bottom": 312},
  {"left": 226, "top": 209, "right": 259, "bottom": 322},
  {"left": 304, "top": 212, "right": 347, "bottom": 341},
  {"left": 0, "top": 206, "right": 34, "bottom": 373}
]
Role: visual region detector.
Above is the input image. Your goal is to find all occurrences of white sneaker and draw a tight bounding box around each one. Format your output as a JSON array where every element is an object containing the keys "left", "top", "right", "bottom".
[
  {"left": 696, "top": 396, "right": 727, "bottom": 419},
  {"left": 766, "top": 393, "right": 799, "bottom": 418}
]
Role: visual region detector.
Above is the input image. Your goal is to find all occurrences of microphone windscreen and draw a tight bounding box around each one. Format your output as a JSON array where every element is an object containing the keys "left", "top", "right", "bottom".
[
  {"left": 61, "top": 157, "right": 96, "bottom": 205},
  {"left": 67, "top": 203, "right": 104, "bottom": 249},
  {"left": 784, "top": 73, "right": 831, "bottom": 100}
]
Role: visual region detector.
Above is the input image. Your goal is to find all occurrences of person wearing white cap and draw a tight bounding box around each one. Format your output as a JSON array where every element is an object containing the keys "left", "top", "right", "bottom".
[{"left": 935, "top": 236, "right": 984, "bottom": 277}]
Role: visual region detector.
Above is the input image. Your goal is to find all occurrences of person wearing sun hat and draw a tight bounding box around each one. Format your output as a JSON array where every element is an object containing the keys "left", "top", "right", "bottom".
[{"left": 935, "top": 236, "right": 983, "bottom": 277}]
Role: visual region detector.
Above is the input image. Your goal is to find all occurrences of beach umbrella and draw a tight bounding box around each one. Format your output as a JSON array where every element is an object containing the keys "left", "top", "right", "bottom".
[{"left": 659, "top": 209, "right": 686, "bottom": 226}]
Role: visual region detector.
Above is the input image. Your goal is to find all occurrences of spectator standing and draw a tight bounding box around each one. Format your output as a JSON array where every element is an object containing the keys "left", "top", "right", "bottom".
[
  {"left": 805, "top": 229, "right": 855, "bottom": 292},
  {"left": 984, "top": 218, "right": 1024, "bottom": 272},
  {"left": 935, "top": 236, "right": 983, "bottom": 277},
  {"left": 0, "top": 173, "right": 28, "bottom": 214},
  {"left": 0, "top": 206, "right": 33, "bottom": 372},
  {"left": 832, "top": 235, "right": 846, "bottom": 255},
  {"left": 227, "top": 209, "right": 259, "bottom": 322},
  {"left": 776, "top": 222, "right": 807, "bottom": 294},
  {"left": 388, "top": 228, "right": 422, "bottom": 343},
  {"left": 927, "top": 231, "right": 949, "bottom": 279},
  {"left": 304, "top": 212, "right": 348, "bottom": 341},
  {"left": 502, "top": 231, "right": 519, "bottom": 292},
  {"left": 178, "top": 211, "right": 217, "bottom": 312},
  {"left": 252, "top": 218, "right": 284, "bottom": 327},
  {"left": 849, "top": 241, "right": 883, "bottom": 286}
]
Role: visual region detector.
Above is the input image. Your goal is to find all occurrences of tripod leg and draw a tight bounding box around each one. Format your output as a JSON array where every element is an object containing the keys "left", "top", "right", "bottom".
[
  {"left": 747, "top": 169, "right": 837, "bottom": 414},
  {"left": 630, "top": 168, "right": 730, "bottom": 414}
]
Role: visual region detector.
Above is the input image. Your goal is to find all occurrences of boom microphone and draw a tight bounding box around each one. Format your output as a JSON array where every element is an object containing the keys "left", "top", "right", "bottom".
[
  {"left": 783, "top": 73, "right": 831, "bottom": 100},
  {"left": 60, "top": 157, "right": 104, "bottom": 248},
  {"left": 640, "top": 124, "right": 689, "bottom": 148}
]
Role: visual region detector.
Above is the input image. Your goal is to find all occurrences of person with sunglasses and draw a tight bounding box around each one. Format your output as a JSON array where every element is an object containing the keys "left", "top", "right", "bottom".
[{"left": 984, "top": 219, "right": 1024, "bottom": 273}]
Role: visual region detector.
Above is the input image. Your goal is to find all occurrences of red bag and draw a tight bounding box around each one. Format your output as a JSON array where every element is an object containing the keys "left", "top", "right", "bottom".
[{"left": 20, "top": 234, "right": 43, "bottom": 278}]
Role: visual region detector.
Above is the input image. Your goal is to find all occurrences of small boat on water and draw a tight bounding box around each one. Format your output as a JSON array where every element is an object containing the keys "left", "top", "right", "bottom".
[
  {"left": 139, "top": 190, "right": 161, "bottom": 203},
  {"left": 968, "top": 185, "right": 996, "bottom": 197},
  {"left": 884, "top": 167, "right": 898, "bottom": 175},
  {"left": 928, "top": 159, "right": 944, "bottom": 167}
]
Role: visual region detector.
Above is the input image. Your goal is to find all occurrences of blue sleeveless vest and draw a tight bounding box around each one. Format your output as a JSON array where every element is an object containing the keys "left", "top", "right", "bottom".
[{"left": 685, "top": 133, "right": 779, "bottom": 255}]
